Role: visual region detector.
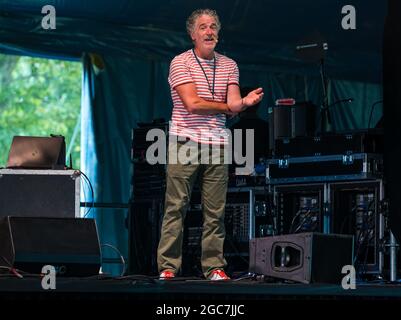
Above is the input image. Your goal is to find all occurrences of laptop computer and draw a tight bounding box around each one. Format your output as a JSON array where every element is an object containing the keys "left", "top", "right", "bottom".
[{"left": 6, "top": 136, "right": 66, "bottom": 169}]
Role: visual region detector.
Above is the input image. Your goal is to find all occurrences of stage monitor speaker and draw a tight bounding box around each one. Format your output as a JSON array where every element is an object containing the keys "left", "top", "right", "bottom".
[
  {"left": 0, "top": 217, "right": 101, "bottom": 276},
  {"left": 249, "top": 232, "right": 353, "bottom": 284}
]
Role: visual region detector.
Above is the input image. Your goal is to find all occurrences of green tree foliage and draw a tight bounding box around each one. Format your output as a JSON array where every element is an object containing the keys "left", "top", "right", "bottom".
[{"left": 0, "top": 54, "right": 81, "bottom": 168}]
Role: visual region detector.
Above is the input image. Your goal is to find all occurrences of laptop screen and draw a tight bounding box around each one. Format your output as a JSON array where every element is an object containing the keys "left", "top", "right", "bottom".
[{"left": 6, "top": 136, "right": 66, "bottom": 169}]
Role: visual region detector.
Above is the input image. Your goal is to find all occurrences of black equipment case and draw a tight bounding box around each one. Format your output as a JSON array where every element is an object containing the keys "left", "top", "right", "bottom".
[
  {"left": 266, "top": 153, "right": 383, "bottom": 184},
  {"left": 274, "top": 131, "right": 384, "bottom": 158}
]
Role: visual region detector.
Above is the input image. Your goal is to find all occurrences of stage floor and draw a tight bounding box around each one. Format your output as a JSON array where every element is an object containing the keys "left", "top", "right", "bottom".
[
  {"left": 2, "top": 274, "right": 401, "bottom": 300},
  {"left": 2, "top": 275, "right": 400, "bottom": 316}
]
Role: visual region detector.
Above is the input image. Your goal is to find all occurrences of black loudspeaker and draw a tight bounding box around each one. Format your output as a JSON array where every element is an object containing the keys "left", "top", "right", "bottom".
[
  {"left": 0, "top": 217, "right": 101, "bottom": 276},
  {"left": 269, "top": 104, "right": 317, "bottom": 154},
  {"left": 291, "top": 102, "right": 316, "bottom": 137},
  {"left": 249, "top": 232, "right": 354, "bottom": 284},
  {"left": 0, "top": 169, "right": 80, "bottom": 218},
  {"left": 269, "top": 106, "right": 290, "bottom": 155}
]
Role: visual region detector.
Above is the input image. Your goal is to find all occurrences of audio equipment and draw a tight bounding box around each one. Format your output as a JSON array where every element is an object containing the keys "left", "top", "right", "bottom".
[
  {"left": 249, "top": 232, "right": 353, "bottom": 284},
  {"left": 0, "top": 217, "right": 101, "bottom": 276}
]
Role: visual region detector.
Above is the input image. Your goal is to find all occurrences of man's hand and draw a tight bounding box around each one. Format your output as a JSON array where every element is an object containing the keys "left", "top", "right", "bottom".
[
  {"left": 243, "top": 87, "right": 264, "bottom": 108},
  {"left": 226, "top": 85, "right": 264, "bottom": 113}
]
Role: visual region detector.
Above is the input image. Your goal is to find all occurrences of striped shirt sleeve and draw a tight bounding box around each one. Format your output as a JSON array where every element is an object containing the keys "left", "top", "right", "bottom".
[
  {"left": 168, "top": 56, "right": 194, "bottom": 89},
  {"left": 228, "top": 62, "right": 240, "bottom": 86}
]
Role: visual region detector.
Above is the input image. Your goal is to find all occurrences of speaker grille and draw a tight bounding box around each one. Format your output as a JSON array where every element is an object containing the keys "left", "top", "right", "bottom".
[{"left": 0, "top": 217, "right": 101, "bottom": 276}]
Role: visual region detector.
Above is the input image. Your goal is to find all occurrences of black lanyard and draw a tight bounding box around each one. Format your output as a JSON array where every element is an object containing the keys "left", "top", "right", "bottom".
[{"left": 192, "top": 49, "right": 216, "bottom": 99}]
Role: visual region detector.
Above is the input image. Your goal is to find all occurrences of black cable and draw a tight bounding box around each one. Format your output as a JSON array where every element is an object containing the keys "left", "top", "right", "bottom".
[
  {"left": 289, "top": 209, "right": 302, "bottom": 233},
  {"left": 353, "top": 202, "right": 370, "bottom": 268},
  {"left": 357, "top": 226, "right": 372, "bottom": 277},
  {"left": 115, "top": 274, "right": 157, "bottom": 284},
  {"left": 359, "top": 201, "right": 376, "bottom": 276},
  {"left": 354, "top": 200, "right": 375, "bottom": 278},
  {"left": 81, "top": 174, "right": 92, "bottom": 217},
  {"left": 264, "top": 186, "right": 278, "bottom": 235},
  {"left": 83, "top": 180, "right": 94, "bottom": 217},
  {"left": 353, "top": 227, "right": 365, "bottom": 267},
  {"left": 100, "top": 243, "right": 126, "bottom": 277},
  {"left": 361, "top": 229, "right": 374, "bottom": 276},
  {"left": 78, "top": 170, "right": 95, "bottom": 218},
  {"left": 294, "top": 210, "right": 313, "bottom": 233},
  {"left": 367, "top": 100, "right": 383, "bottom": 129}
]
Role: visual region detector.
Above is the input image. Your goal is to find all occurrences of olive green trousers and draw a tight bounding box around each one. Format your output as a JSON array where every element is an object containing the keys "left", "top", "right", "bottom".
[{"left": 157, "top": 140, "right": 228, "bottom": 277}]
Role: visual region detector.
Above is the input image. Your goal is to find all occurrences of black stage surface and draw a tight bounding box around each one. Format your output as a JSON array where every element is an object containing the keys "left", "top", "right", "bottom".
[
  {"left": 2, "top": 275, "right": 400, "bottom": 317},
  {"left": 2, "top": 274, "right": 401, "bottom": 300}
]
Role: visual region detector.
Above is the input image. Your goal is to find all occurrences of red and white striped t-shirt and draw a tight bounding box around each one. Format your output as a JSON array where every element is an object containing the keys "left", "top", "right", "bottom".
[{"left": 168, "top": 49, "right": 239, "bottom": 145}]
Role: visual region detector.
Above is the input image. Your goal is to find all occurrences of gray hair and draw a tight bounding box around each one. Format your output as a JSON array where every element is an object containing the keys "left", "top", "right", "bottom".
[{"left": 186, "top": 9, "right": 221, "bottom": 36}]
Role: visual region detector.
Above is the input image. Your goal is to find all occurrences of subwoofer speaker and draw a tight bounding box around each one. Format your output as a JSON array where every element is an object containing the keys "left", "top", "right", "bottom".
[
  {"left": 249, "top": 232, "right": 354, "bottom": 284},
  {"left": 0, "top": 216, "right": 101, "bottom": 276}
]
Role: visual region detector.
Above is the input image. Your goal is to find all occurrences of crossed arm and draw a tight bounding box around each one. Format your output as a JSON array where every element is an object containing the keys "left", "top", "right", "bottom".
[{"left": 174, "top": 82, "right": 264, "bottom": 115}]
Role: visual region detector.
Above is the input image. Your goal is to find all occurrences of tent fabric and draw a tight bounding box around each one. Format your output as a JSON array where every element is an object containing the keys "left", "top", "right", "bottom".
[
  {"left": 0, "top": 1, "right": 385, "bottom": 275},
  {"left": 331, "top": 80, "right": 383, "bottom": 131},
  {"left": 0, "top": 0, "right": 385, "bottom": 82}
]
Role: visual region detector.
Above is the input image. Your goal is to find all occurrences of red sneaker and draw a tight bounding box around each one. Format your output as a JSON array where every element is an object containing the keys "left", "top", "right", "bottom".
[
  {"left": 208, "top": 269, "right": 230, "bottom": 281},
  {"left": 159, "top": 270, "right": 175, "bottom": 280}
]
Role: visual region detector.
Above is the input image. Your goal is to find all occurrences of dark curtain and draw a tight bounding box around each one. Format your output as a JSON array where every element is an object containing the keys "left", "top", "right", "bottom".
[{"left": 383, "top": 0, "right": 401, "bottom": 243}]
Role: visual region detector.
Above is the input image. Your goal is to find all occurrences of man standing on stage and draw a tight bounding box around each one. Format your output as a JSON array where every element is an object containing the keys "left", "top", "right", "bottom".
[{"left": 157, "top": 8, "right": 264, "bottom": 280}]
